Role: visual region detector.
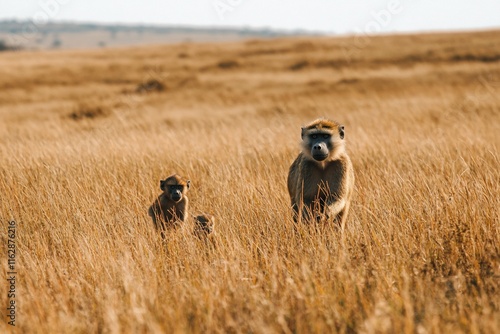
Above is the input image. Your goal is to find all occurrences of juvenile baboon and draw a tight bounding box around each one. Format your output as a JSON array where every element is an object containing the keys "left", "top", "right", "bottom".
[
  {"left": 287, "top": 119, "right": 354, "bottom": 227},
  {"left": 193, "top": 214, "right": 216, "bottom": 239},
  {"left": 148, "top": 174, "right": 190, "bottom": 237}
]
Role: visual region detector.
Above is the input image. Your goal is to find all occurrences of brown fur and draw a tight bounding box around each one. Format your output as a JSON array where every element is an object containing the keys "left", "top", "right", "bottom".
[
  {"left": 193, "top": 214, "right": 216, "bottom": 239},
  {"left": 287, "top": 119, "right": 355, "bottom": 227},
  {"left": 148, "top": 174, "right": 190, "bottom": 238}
]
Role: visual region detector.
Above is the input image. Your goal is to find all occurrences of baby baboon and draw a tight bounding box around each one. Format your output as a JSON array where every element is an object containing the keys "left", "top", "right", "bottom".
[
  {"left": 148, "top": 174, "right": 190, "bottom": 236},
  {"left": 193, "top": 214, "right": 216, "bottom": 239},
  {"left": 287, "top": 119, "right": 354, "bottom": 227}
]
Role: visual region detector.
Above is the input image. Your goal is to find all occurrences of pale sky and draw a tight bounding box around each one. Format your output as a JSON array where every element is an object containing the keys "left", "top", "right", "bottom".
[{"left": 1, "top": 0, "right": 499, "bottom": 34}]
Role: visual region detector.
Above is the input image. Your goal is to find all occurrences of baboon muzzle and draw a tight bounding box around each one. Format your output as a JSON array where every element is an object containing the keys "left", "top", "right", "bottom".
[
  {"left": 312, "top": 143, "right": 328, "bottom": 161},
  {"left": 171, "top": 191, "right": 182, "bottom": 202}
]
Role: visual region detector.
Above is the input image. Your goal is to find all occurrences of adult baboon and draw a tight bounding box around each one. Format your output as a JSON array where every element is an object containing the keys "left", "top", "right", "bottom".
[{"left": 287, "top": 119, "right": 354, "bottom": 227}]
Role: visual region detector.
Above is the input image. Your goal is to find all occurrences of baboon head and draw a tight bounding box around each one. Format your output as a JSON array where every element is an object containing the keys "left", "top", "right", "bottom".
[
  {"left": 160, "top": 174, "right": 190, "bottom": 203},
  {"left": 194, "top": 214, "right": 215, "bottom": 236},
  {"left": 301, "top": 119, "right": 345, "bottom": 162}
]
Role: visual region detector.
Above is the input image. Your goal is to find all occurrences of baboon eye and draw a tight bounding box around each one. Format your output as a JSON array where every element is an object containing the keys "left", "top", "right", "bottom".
[
  {"left": 323, "top": 134, "right": 331, "bottom": 139},
  {"left": 311, "top": 134, "right": 318, "bottom": 139}
]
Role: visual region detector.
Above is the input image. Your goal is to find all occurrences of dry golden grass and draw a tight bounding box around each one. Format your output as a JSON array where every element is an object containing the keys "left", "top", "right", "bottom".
[{"left": 1, "top": 30, "right": 499, "bottom": 333}]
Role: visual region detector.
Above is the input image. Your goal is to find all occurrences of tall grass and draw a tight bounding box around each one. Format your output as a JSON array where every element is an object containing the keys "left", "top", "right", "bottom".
[{"left": 1, "top": 30, "right": 499, "bottom": 333}]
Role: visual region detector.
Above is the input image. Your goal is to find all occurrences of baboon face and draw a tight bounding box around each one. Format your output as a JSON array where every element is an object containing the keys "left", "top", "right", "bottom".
[
  {"left": 160, "top": 175, "right": 190, "bottom": 203},
  {"left": 301, "top": 119, "right": 345, "bottom": 162}
]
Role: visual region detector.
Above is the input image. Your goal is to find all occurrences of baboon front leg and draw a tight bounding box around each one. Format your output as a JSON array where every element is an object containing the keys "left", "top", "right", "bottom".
[
  {"left": 176, "top": 200, "right": 188, "bottom": 223},
  {"left": 291, "top": 203, "right": 299, "bottom": 222},
  {"left": 326, "top": 199, "right": 346, "bottom": 223}
]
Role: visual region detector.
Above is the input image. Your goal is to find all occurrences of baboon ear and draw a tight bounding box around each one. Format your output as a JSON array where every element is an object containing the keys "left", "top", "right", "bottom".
[
  {"left": 339, "top": 125, "right": 345, "bottom": 139},
  {"left": 301, "top": 127, "right": 305, "bottom": 139},
  {"left": 186, "top": 180, "right": 191, "bottom": 189},
  {"left": 160, "top": 180, "right": 166, "bottom": 190}
]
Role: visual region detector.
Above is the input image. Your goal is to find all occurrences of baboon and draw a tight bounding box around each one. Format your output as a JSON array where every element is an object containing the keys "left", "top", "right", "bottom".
[
  {"left": 193, "top": 214, "right": 216, "bottom": 239},
  {"left": 148, "top": 174, "right": 190, "bottom": 237},
  {"left": 287, "top": 118, "right": 354, "bottom": 227}
]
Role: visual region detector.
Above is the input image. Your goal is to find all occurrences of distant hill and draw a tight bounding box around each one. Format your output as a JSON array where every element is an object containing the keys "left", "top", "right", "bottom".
[{"left": 0, "top": 20, "right": 313, "bottom": 51}]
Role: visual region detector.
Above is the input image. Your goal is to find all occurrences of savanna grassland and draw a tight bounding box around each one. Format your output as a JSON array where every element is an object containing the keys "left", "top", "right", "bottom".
[{"left": 1, "top": 30, "right": 499, "bottom": 333}]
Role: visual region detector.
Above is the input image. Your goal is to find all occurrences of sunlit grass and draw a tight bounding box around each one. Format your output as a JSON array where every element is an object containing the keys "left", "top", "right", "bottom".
[{"left": 0, "top": 30, "right": 499, "bottom": 333}]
